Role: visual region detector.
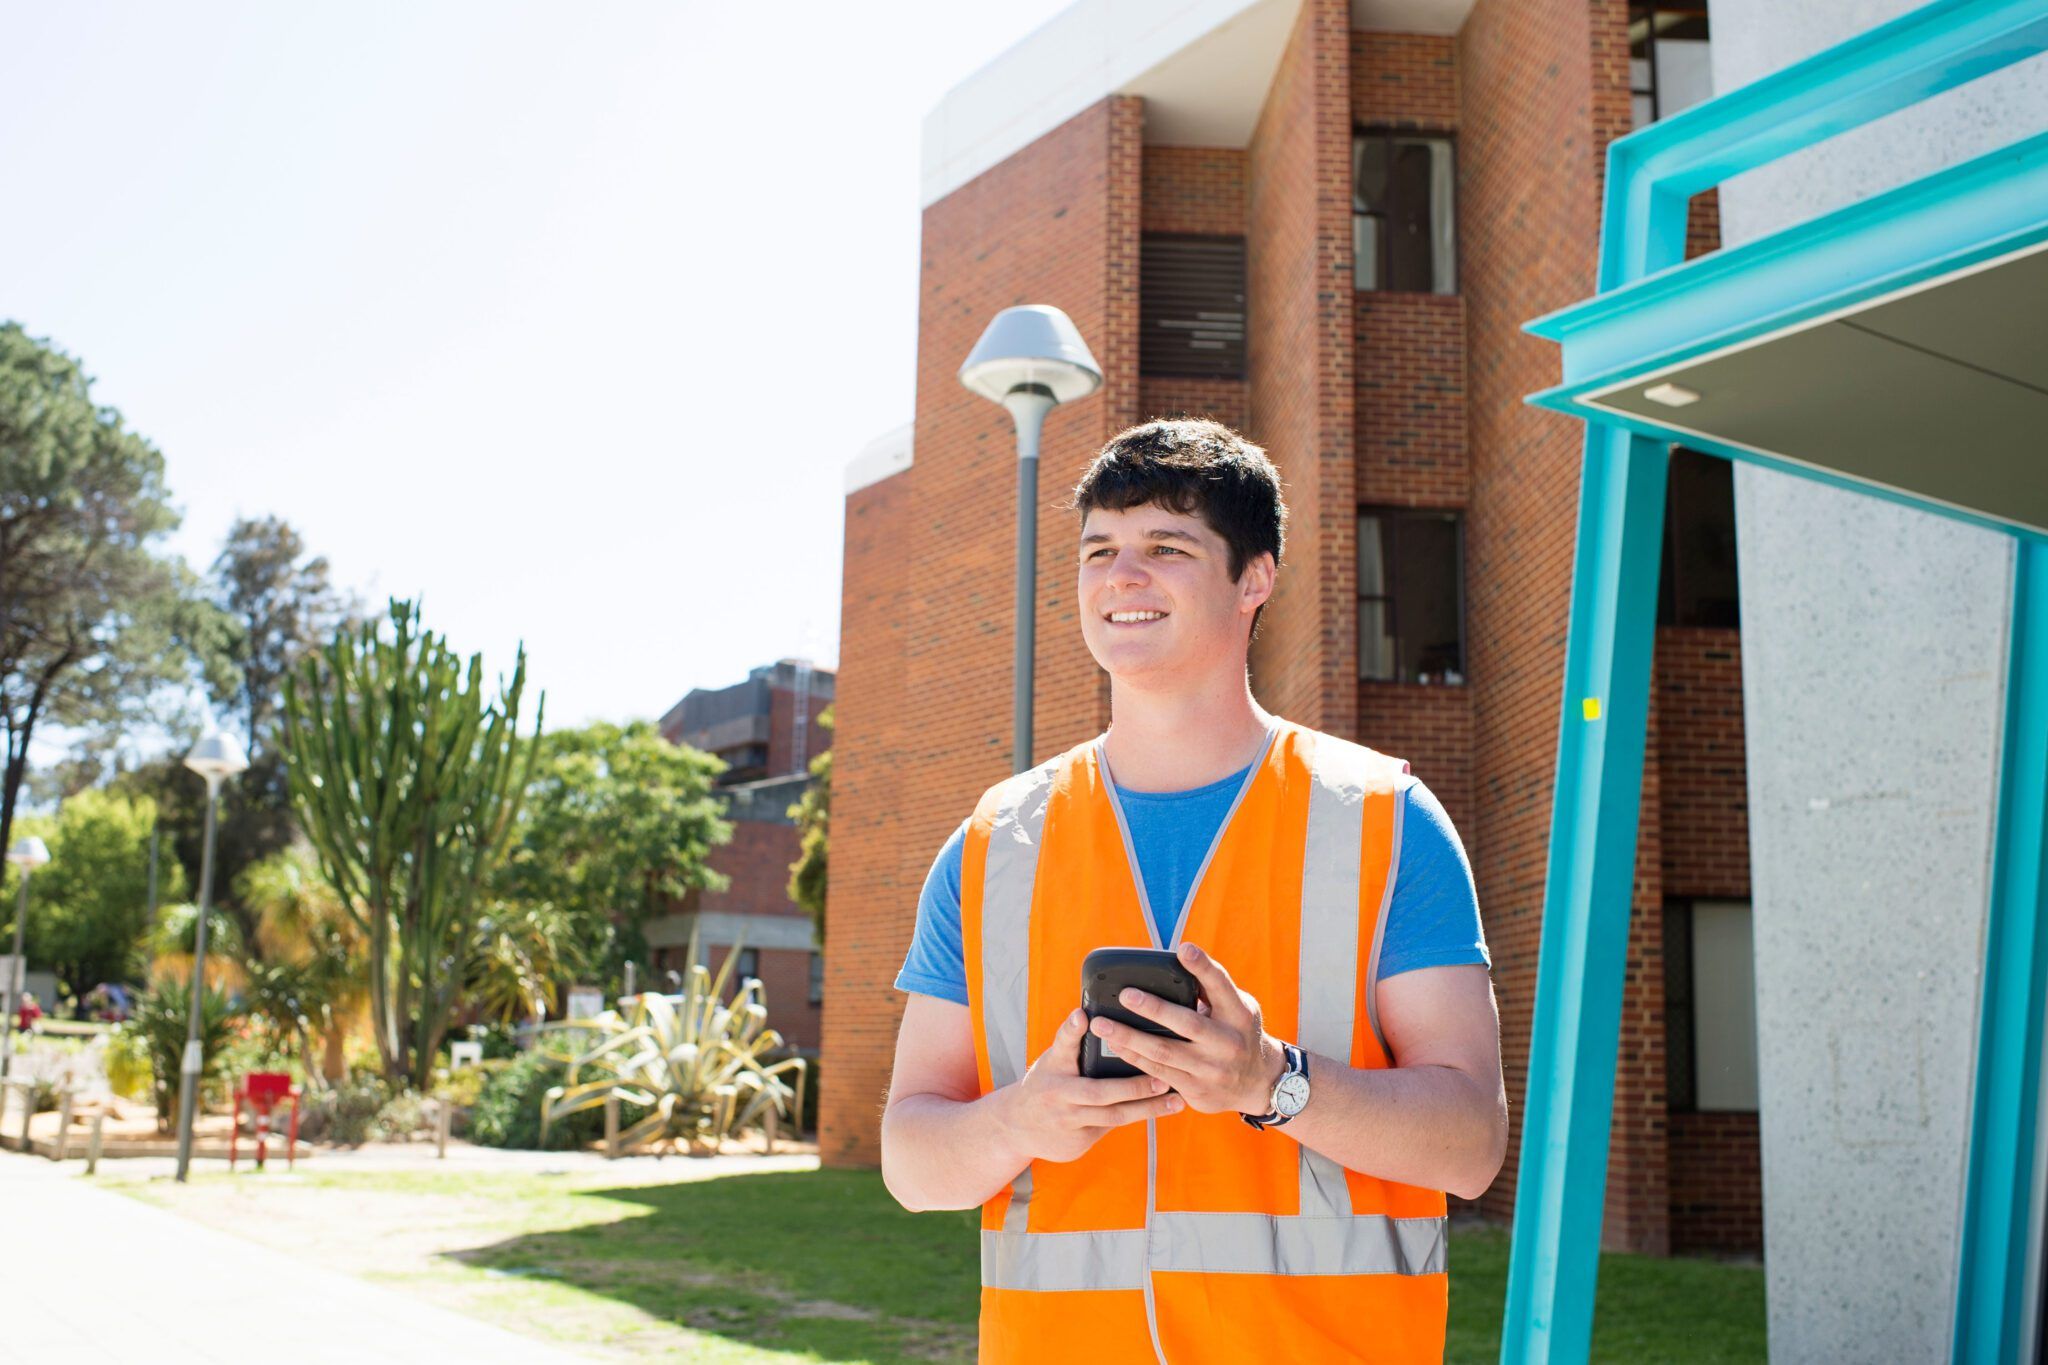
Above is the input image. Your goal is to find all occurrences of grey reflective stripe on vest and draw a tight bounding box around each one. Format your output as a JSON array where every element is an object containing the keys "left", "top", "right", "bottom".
[
  {"left": 982, "top": 1213, "right": 1447, "bottom": 1290},
  {"left": 980, "top": 761, "right": 1057, "bottom": 1233},
  {"left": 982, "top": 1228, "right": 1149, "bottom": 1292},
  {"left": 1297, "top": 733, "right": 1374, "bottom": 1220},
  {"left": 1361, "top": 773, "right": 1407, "bottom": 1063}
]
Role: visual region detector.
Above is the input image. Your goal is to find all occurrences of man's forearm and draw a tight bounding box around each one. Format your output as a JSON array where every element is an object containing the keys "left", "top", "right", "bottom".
[
  {"left": 881, "top": 1088, "right": 1028, "bottom": 1213},
  {"left": 1280, "top": 1051, "right": 1507, "bottom": 1201}
]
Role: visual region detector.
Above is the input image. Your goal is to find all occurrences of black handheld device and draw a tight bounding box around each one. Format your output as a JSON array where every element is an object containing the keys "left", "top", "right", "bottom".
[{"left": 1079, "top": 946, "right": 1200, "bottom": 1080}]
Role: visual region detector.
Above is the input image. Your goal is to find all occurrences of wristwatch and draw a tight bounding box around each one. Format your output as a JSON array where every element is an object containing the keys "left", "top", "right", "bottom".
[{"left": 1242, "top": 1042, "right": 1310, "bottom": 1130}]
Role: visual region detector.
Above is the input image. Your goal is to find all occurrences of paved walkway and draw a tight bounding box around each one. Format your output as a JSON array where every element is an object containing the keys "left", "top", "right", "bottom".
[{"left": 0, "top": 1152, "right": 585, "bottom": 1362}]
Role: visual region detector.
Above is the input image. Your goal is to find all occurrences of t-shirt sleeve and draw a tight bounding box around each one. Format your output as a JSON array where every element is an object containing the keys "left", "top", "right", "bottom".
[
  {"left": 1377, "top": 776, "right": 1491, "bottom": 979},
  {"left": 893, "top": 817, "right": 971, "bottom": 1005}
]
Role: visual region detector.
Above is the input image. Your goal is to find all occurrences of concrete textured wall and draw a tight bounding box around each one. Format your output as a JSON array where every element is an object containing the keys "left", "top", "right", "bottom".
[{"left": 1711, "top": 4, "right": 2047, "bottom": 1357}]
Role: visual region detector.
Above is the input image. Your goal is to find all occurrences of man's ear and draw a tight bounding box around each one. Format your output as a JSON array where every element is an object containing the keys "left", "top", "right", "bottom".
[{"left": 1240, "top": 552, "right": 1276, "bottom": 612}]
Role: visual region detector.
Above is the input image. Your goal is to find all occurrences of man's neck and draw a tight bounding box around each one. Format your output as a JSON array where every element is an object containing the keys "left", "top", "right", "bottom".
[{"left": 1102, "top": 673, "right": 1274, "bottom": 793}]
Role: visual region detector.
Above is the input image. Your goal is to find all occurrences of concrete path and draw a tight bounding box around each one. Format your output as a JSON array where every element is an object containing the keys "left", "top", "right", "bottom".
[{"left": 0, "top": 1152, "right": 584, "bottom": 1362}]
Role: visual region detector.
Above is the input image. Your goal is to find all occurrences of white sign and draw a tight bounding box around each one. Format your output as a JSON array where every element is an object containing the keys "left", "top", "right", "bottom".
[
  {"left": 449, "top": 1041, "right": 484, "bottom": 1069},
  {"left": 566, "top": 986, "right": 605, "bottom": 1020}
]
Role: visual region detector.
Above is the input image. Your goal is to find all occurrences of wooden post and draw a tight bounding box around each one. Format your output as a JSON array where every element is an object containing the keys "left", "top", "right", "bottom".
[
  {"left": 53, "top": 1090, "right": 73, "bottom": 1161},
  {"left": 86, "top": 1112, "right": 104, "bottom": 1175},
  {"left": 436, "top": 1098, "right": 451, "bottom": 1159},
  {"left": 763, "top": 1105, "right": 777, "bottom": 1155},
  {"left": 17, "top": 1083, "right": 33, "bottom": 1153},
  {"left": 603, "top": 1091, "right": 619, "bottom": 1160}
]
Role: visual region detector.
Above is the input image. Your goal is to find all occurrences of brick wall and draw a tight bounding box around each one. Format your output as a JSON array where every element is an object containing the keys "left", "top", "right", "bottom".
[
  {"left": 1142, "top": 146, "right": 1247, "bottom": 235},
  {"left": 1138, "top": 378, "right": 1249, "bottom": 430},
  {"left": 767, "top": 684, "right": 833, "bottom": 779},
  {"left": 1456, "top": 0, "right": 1621, "bottom": 1230},
  {"left": 1357, "top": 293, "right": 1468, "bottom": 505},
  {"left": 820, "top": 95, "right": 1144, "bottom": 1167},
  {"left": 1657, "top": 629, "right": 1749, "bottom": 901},
  {"left": 822, "top": 466, "right": 911, "bottom": 1165},
  {"left": 1669, "top": 1110, "right": 1763, "bottom": 1254},
  {"left": 1351, "top": 32, "right": 1459, "bottom": 130},
  {"left": 1245, "top": 0, "right": 1355, "bottom": 733}
]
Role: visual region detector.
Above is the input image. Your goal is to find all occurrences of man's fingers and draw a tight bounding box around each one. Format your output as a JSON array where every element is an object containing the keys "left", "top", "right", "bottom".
[
  {"left": 1178, "top": 942, "right": 1249, "bottom": 1023},
  {"left": 1050, "top": 1007, "right": 1089, "bottom": 1074},
  {"left": 1118, "top": 988, "right": 1215, "bottom": 1043},
  {"left": 1096, "top": 1092, "right": 1186, "bottom": 1126},
  {"left": 1092, "top": 1018, "right": 1198, "bottom": 1077},
  {"left": 1067, "top": 1072, "right": 1168, "bottom": 1106}
]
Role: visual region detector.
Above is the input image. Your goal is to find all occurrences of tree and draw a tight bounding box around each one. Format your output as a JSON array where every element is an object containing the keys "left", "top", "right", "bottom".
[
  {"left": 494, "top": 719, "right": 732, "bottom": 989},
  {"left": 281, "top": 598, "right": 542, "bottom": 1088},
  {"left": 0, "top": 790, "right": 188, "bottom": 999},
  {"left": 787, "top": 704, "right": 830, "bottom": 944},
  {"left": 0, "top": 322, "right": 229, "bottom": 865},
  {"left": 235, "top": 843, "right": 366, "bottom": 1085},
  {"left": 212, "top": 515, "right": 357, "bottom": 756}
]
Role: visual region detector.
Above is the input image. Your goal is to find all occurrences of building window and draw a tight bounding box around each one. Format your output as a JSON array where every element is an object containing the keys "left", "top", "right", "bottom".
[
  {"left": 1352, "top": 131, "right": 1455, "bottom": 294},
  {"left": 809, "top": 951, "right": 824, "bottom": 1006},
  {"left": 733, "top": 947, "right": 759, "bottom": 985},
  {"left": 1140, "top": 235, "right": 1247, "bottom": 379},
  {"left": 1665, "top": 900, "right": 1759, "bottom": 1113},
  {"left": 1358, "top": 508, "right": 1465, "bottom": 684},
  {"left": 1659, "top": 446, "right": 1740, "bottom": 628},
  {"left": 1630, "top": 4, "right": 1713, "bottom": 128}
]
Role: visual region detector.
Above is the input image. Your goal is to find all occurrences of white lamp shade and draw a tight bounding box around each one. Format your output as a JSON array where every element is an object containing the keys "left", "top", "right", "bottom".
[
  {"left": 6, "top": 836, "right": 50, "bottom": 871},
  {"left": 959, "top": 305, "right": 1104, "bottom": 405},
  {"left": 184, "top": 730, "right": 250, "bottom": 782}
]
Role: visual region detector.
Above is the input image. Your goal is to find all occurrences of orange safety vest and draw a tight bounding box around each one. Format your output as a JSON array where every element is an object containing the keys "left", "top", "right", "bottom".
[{"left": 960, "top": 717, "right": 1448, "bottom": 1363}]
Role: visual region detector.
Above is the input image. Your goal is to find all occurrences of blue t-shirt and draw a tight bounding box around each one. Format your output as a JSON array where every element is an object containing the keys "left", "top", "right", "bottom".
[{"left": 895, "top": 760, "right": 1489, "bottom": 1005}]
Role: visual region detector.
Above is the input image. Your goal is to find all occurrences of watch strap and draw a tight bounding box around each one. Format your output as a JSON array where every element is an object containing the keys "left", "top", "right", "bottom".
[{"left": 1240, "top": 1043, "right": 1306, "bottom": 1131}]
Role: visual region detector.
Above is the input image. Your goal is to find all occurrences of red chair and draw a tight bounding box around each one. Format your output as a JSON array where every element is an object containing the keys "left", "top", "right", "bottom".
[{"left": 230, "top": 1072, "right": 301, "bottom": 1171}]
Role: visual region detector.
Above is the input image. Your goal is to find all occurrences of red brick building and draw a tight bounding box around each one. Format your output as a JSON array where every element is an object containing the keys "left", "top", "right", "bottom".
[
  {"left": 827, "top": 0, "right": 1755, "bottom": 1255},
  {"left": 649, "top": 659, "right": 832, "bottom": 1051}
]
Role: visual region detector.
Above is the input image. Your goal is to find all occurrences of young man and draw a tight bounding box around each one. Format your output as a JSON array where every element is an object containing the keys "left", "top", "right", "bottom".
[{"left": 881, "top": 419, "right": 1506, "bottom": 1362}]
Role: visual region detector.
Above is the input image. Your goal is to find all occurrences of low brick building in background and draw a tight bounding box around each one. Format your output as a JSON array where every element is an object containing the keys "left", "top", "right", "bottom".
[
  {"left": 826, "top": 0, "right": 1758, "bottom": 1256},
  {"left": 646, "top": 658, "right": 832, "bottom": 1052}
]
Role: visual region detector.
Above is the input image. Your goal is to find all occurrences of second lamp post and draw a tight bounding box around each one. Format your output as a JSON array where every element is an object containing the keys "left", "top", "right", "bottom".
[
  {"left": 959, "top": 305, "right": 1103, "bottom": 774},
  {"left": 174, "top": 730, "right": 249, "bottom": 1183}
]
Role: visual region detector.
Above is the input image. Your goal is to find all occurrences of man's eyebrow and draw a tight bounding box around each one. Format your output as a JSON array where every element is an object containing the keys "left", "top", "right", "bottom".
[{"left": 1078, "top": 528, "right": 1204, "bottom": 546}]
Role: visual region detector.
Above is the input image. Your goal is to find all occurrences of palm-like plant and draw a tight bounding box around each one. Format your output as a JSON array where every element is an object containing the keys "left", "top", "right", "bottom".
[{"left": 539, "top": 936, "right": 806, "bottom": 1155}]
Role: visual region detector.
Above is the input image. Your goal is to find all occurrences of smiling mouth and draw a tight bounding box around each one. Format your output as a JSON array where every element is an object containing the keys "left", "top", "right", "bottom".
[{"left": 1104, "top": 611, "right": 1169, "bottom": 628}]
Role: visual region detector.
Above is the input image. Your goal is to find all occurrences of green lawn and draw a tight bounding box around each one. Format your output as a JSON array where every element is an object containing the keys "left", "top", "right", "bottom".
[{"left": 117, "top": 1167, "right": 1763, "bottom": 1362}]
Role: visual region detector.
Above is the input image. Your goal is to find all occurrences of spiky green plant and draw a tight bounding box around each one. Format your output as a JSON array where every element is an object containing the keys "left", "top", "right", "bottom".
[
  {"left": 280, "top": 598, "right": 542, "bottom": 1088},
  {"left": 539, "top": 934, "right": 806, "bottom": 1154}
]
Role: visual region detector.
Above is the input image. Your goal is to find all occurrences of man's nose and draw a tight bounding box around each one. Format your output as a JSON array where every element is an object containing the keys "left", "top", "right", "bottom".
[{"left": 1106, "top": 548, "right": 1152, "bottom": 585}]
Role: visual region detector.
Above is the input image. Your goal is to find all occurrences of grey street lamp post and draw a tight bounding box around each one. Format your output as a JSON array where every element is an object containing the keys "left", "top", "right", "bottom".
[
  {"left": 959, "top": 305, "right": 1103, "bottom": 773},
  {"left": 174, "top": 730, "right": 249, "bottom": 1182},
  {"left": 2, "top": 836, "right": 52, "bottom": 1080}
]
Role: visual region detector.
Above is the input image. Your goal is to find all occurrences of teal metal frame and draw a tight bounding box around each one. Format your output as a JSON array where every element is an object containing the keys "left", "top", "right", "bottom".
[{"left": 1502, "top": 3, "right": 2048, "bottom": 1362}]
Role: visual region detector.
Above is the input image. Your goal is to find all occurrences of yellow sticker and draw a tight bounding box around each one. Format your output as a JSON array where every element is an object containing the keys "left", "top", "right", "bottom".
[{"left": 1582, "top": 697, "right": 1602, "bottom": 721}]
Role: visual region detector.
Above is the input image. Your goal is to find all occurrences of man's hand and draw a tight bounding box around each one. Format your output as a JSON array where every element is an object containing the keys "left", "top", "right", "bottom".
[
  {"left": 1087, "top": 941, "right": 1285, "bottom": 1116},
  {"left": 1000, "top": 1006, "right": 1186, "bottom": 1164}
]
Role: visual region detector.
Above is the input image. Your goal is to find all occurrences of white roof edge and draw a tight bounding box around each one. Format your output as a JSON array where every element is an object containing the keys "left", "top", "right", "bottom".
[
  {"left": 845, "top": 422, "right": 915, "bottom": 495},
  {"left": 918, "top": 0, "right": 1477, "bottom": 211},
  {"left": 920, "top": 0, "right": 1285, "bottom": 210}
]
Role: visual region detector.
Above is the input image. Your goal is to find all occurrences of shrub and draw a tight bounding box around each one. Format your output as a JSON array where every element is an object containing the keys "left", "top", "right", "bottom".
[
  {"left": 468, "top": 1052, "right": 637, "bottom": 1150},
  {"left": 104, "top": 1026, "right": 153, "bottom": 1101},
  {"left": 300, "top": 1072, "right": 394, "bottom": 1146},
  {"left": 128, "top": 978, "right": 238, "bottom": 1128},
  {"left": 371, "top": 1088, "right": 432, "bottom": 1142}
]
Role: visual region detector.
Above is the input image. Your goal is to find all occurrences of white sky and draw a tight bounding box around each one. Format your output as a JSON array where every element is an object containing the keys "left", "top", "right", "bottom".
[{"left": 1, "top": 1, "right": 1073, "bottom": 749}]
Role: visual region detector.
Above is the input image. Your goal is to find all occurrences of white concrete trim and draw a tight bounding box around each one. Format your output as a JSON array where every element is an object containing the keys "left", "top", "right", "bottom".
[{"left": 845, "top": 421, "right": 914, "bottom": 494}]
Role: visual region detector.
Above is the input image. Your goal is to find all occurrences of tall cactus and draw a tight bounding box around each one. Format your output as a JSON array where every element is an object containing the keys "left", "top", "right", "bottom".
[{"left": 280, "top": 598, "right": 543, "bottom": 1087}]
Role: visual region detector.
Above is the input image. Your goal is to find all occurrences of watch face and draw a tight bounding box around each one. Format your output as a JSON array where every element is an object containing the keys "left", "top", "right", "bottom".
[{"left": 1274, "top": 1072, "right": 1310, "bottom": 1116}]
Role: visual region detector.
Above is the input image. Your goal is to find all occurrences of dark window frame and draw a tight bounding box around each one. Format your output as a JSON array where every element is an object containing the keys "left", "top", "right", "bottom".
[
  {"left": 1658, "top": 445, "right": 1741, "bottom": 629},
  {"left": 808, "top": 951, "right": 824, "bottom": 1006},
  {"left": 1139, "top": 232, "right": 1248, "bottom": 380},
  {"left": 1629, "top": 4, "right": 1712, "bottom": 127},
  {"left": 1351, "top": 127, "right": 1459, "bottom": 295},
  {"left": 733, "top": 947, "right": 760, "bottom": 985},
  {"left": 1357, "top": 506, "right": 1468, "bottom": 685}
]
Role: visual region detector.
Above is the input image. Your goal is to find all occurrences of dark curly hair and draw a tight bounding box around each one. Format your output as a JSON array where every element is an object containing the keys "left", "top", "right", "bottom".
[{"left": 1064, "top": 418, "right": 1287, "bottom": 641}]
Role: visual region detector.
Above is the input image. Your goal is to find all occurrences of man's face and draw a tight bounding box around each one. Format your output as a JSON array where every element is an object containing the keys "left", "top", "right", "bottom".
[{"left": 1077, "top": 502, "right": 1271, "bottom": 683}]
